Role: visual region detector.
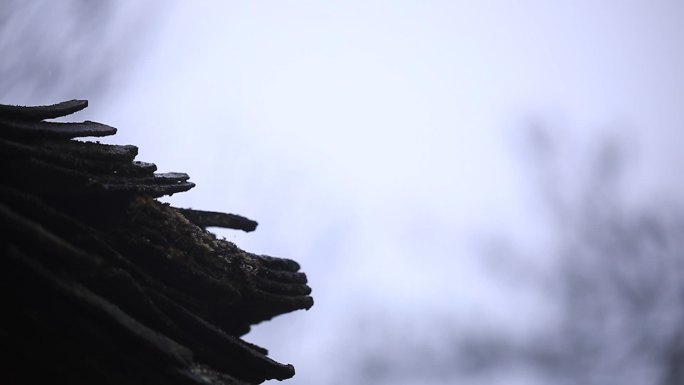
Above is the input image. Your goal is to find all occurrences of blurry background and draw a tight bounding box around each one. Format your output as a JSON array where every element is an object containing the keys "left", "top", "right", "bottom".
[{"left": 2, "top": 1, "right": 684, "bottom": 384}]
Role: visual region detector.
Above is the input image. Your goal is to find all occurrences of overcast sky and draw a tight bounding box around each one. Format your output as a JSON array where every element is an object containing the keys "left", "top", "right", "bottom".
[
  {"left": 95, "top": 2, "right": 684, "bottom": 383},
  {"left": 5, "top": 1, "right": 684, "bottom": 383}
]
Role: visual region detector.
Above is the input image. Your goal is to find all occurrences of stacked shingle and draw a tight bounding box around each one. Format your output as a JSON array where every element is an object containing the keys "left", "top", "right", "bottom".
[{"left": 0, "top": 100, "right": 313, "bottom": 384}]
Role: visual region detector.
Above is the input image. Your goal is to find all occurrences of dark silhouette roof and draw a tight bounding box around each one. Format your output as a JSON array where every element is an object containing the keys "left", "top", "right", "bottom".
[{"left": 0, "top": 100, "right": 313, "bottom": 384}]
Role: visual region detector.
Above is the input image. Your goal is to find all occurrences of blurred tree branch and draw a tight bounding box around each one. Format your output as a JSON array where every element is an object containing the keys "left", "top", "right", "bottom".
[
  {"left": 522, "top": 125, "right": 684, "bottom": 385},
  {"left": 0, "top": 0, "right": 163, "bottom": 104}
]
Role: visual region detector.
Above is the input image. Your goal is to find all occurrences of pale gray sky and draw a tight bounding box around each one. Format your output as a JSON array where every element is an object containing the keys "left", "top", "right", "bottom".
[{"left": 95, "top": 2, "right": 684, "bottom": 383}]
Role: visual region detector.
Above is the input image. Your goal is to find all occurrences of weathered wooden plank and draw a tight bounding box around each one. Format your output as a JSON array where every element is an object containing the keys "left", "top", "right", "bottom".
[
  {"left": 0, "top": 117, "right": 116, "bottom": 139},
  {"left": 179, "top": 208, "right": 258, "bottom": 232},
  {"left": 0, "top": 99, "right": 88, "bottom": 121}
]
